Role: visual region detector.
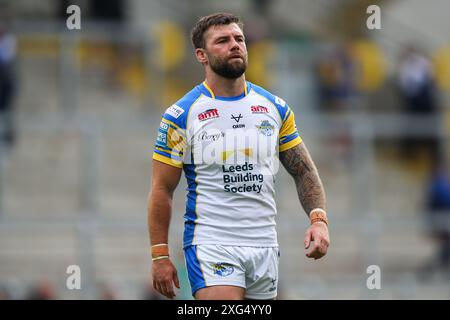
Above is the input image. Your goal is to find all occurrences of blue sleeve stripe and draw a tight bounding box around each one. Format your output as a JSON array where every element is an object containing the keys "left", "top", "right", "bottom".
[
  {"left": 153, "top": 149, "right": 183, "bottom": 161},
  {"left": 169, "top": 124, "right": 181, "bottom": 131},
  {"left": 154, "top": 144, "right": 172, "bottom": 152},
  {"left": 283, "top": 109, "right": 292, "bottom": 122},
  {"left": 280, "top": 132, "right": 300, "bottom": 144},
  {"left": 155, "top": 145, "right": 184, "bottom": 155}
]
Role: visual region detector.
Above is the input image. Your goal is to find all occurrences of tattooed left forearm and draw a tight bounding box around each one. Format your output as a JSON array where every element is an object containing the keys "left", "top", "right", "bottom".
[{"left": 279, "top": 143, "right": 326, "bottom": 216}]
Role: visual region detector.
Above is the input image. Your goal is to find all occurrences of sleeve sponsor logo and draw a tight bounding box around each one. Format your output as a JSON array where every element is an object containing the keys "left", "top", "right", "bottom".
[
  {"left": 156, "top": 131, "right": 168, "bottom": 146},
  {"left": 159, "top": 121, "right": 169, "bottom": 131},
  {"left": 166, "top": 104, "right": 184, "bottom": 118}
]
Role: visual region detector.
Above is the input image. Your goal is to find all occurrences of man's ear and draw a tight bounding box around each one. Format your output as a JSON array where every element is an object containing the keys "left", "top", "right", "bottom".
[{"left": 195, "top": 48, "right": 208, "bottom": 64}]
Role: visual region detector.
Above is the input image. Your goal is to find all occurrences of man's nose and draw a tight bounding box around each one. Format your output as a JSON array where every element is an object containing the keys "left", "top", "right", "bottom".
[{"left": 230, "top": 38, "right": 241, "bottom": 50}]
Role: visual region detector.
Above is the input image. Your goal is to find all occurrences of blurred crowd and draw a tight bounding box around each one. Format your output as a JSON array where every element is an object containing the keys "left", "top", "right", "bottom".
[
  {"left": 0, "top": 22, "right": 16, "bottom": 152},
  {"left": 315, "top": 41, "right": 450, "bottom": 279}
]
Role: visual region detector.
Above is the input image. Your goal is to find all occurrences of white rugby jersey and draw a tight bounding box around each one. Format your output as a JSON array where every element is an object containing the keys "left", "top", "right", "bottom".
[{"left": 153, "top": 81, "right": 302, "bottom": 248}]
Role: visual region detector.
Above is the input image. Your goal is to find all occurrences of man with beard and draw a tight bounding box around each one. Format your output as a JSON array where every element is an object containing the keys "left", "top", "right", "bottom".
[{"left": 148, "top": 13, "right": 329, "bottom": 300}]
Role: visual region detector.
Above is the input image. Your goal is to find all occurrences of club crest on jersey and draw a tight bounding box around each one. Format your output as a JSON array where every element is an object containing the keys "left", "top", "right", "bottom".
[
  {"left": 211, "top": 262, "right": 234, "bottom": 277},
  {"left": 250, "top": 105, "right": 269, "bottom": 114},
  {"left": 198, "top": 108, "right": 219, "bottom": 121},
  {"left": 256, "top": 120, "right": 275, "bottom": 136}
]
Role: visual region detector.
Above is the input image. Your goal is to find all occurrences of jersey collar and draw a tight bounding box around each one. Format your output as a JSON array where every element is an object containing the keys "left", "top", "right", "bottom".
[{"left": 200, "top": 81, "right": 251, "bottom": 101}]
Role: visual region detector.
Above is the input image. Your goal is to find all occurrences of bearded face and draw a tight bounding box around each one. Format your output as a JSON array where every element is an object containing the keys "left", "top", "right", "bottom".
[
  {"left": 207, "top": 51, "right": 248, "bottom": 79},
  {"left": 198, "top": 23, "right": 249, "bottom": 79}
]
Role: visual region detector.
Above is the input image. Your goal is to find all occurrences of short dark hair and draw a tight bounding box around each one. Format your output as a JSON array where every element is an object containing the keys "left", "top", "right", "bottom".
[{"left": 191, "top": 13, "right": 244, "bottom": 49}]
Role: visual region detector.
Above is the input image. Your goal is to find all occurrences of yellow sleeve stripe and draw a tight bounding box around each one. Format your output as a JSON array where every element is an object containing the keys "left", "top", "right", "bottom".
[
  {"left": 280, "top": 111, "right": 297, "bottom": 138},
  {"left": 152, "top": 153, "right": 183, "bottom": 168},
  {"left": 279, "top": 137, "right": 302, "bottom": 152},
  {"left": 283, "top": 109, "right": 292, "bottom": 122},
  {"left": 155, "top": 146, "right": 183, "bottom": 157},
  {"left": 161, "top": 118, "right": 183, "bottom": 131}
]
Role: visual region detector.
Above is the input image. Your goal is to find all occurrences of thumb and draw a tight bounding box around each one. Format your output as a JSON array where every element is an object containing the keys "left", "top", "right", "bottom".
[{"left": 304, "top": 230, "right": 312, "bottom": 249}]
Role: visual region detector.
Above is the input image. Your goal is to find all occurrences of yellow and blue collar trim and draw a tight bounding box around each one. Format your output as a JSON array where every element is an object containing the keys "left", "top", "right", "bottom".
[{"left": 201, "top": 81, "right": 250, "bottom": 101}]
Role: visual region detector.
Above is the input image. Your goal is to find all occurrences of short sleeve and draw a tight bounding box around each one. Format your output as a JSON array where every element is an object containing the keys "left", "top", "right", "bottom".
[
  {"left": 152, "top": 109, "right": 187, "bottom": 168},
  {"left": 278, "top": 107, "right": 302, "bottom": 152}
]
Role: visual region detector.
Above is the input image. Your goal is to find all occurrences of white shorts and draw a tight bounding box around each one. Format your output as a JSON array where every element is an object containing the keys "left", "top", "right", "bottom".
[{"left": 184, "top": 244, "right": 280, "bottom": 300}]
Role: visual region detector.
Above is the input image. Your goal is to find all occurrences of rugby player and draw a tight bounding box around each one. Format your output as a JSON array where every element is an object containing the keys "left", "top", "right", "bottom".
[{"left": 148, "top": 13, "right": 329, "bottom": 300}]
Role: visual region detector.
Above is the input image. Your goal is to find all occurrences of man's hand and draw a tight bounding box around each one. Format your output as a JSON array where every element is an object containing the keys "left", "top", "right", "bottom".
[
  {"left": 304, "top": 222, "right": 330, "bottom": 260},
  {"left": 152, "top": 258, "right": 180, "bottom": 299}
]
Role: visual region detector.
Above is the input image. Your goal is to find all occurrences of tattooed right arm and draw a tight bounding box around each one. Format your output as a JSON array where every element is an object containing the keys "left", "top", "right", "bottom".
[{"left": 279, "top": 142, "right": 326, "bottom": 217}]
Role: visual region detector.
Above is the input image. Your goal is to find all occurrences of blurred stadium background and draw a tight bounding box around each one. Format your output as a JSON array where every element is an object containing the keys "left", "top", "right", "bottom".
[{"left": 1, "top": 0, "right": 450, "bottom": 299}]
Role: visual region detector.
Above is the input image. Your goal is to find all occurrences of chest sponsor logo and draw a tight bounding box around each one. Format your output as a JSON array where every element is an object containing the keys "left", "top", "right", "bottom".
[
  {"left": 256, "top": 120, "right": 275, "bottom": 136},
  {"left": 231, "top": 113, "right": 245, "bottom": 128},
  {"left": 156, "top": 121, "right": 169, "bottom": 147},
  {"left": 222, "top": 161, "right": 264, "bottom": 194},
  {"left": 166, "top": 104, "right": 184, "bottom": 118},
  {"left": 250, "top": 105, "right": 269, "bottom": 114},
  {"left": 198, "top": 108, "right": 219, "bottom": 121},
  {"left": 198, "top": 130, "right": 225, "bottom": 141},
  {"left": 231, "top": 113, "right": 243, "bottom": 122}
]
